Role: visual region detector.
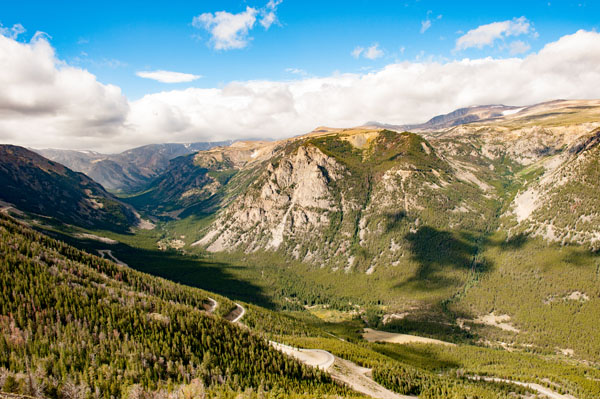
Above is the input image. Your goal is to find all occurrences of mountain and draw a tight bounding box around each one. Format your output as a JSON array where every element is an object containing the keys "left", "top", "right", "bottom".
[
  {"left": 5, "top": 211, "right": 590, "bottom": 399},
  {"left": 367, "top": 103, "right": 526, "bottom": 132},
  {"left": 193, "top": 129, "right": 497, "bottom": 272},
  {"left": 125, "top": 140, "right": 282, "bottom": 219},
  {"left": 0, "top": 145, "right": 139, "bottom": 232},
  {"left": 36, "top": 141, "right": 232, "bottom": 192},
  {"left": 119, "top": 100, "right": 600, "bottom": 362},
  {"left": 120, "top": 100, "right": 600, "bottom": 258}
]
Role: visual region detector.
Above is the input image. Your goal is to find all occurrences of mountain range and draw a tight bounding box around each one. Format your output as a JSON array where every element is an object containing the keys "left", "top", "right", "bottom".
[
  {"left": 2, "top": 99, "right": 600, "bottom": 399},
  {"left": 36, "top": 141, "right": 232, "bottom": 192}
]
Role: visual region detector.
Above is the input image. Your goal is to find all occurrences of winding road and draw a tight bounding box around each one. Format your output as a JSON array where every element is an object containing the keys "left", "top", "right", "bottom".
[
  {"left": 468, "top": 376, "right": 576, "bottom": 399},
  {"left": 97, "top": 249, "right": 128, "bottom": 267},
  {"left": 224, "top": 303, "right": 245, "bottom": 323},
  {"left": 216, "top": 301, "right": 571, "bottom": 399},
  {"left": 269, "top": 341, "right": 335, "bottom": 371},
  {"left": 221, "top": 301, "right": 413, "bottom": 399},
  {"left": 204, "top": 297, "right": 218, "bottom": 313}
]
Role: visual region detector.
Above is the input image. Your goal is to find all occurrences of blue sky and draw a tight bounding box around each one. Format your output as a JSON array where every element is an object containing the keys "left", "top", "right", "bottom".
[
  {"left": 2, "top": 0, "right": 598, "bottom": 99},
  {"left": 1, "top": 1, "right": 600, "bottom": 151}
]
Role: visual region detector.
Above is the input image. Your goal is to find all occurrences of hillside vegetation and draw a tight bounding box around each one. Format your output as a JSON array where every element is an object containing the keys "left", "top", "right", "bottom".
[
  {"left": 0, "top": 146, "right": 138, "bottom": 233},
  {"left": 0, "top": 214, "right": 348, "bottom": 399}
]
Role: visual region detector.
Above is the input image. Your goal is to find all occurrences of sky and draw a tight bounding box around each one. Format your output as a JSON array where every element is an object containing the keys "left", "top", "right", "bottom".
[{"left": 1, "top": 0, "right": 600, "bottom": 152}]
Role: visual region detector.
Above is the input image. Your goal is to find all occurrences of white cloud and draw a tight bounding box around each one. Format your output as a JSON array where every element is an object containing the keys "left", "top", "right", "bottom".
[
  {"left": 352, "top": 44, "right": 383, "bottom": 60},
  {"left": 0, "top": 23, "right": 25, "bottom": 39},
  {"left": 456, "top": 17, "right": 533, "bottom": 51},
  {"left": 192, "top": 6, "right": 258, "bottom": 50},
  {"left": 136, "top": 70, "right": 202, "bottom": 83},
  {"left": 3, "top": 29, "right": 600, "bottom": 152},
  {"left": 260, "top": 12, "right": 277, "bottom": 30},
  {"left": 266, "top": 0, "right": 283, "bottom": 8},
  {"left": 364, "top": 44, "right": 384, "bottom": 59},
  {"left": 509, "top": 40, "right": 531, "bottom": 55},
  {"left": 285, "top": 68, "right": 307, "bottom": 76},
  {"left": 0, "top": 30, "right": 128, "bottom": 151},
  {"left": 420, "top": 11, "right": 441, "bottom": 34},
  {"left": 260, "top": 0, "right": 283, "bottom": 29},
  {"left": 193, "top": 1, "right": 283, "bottom": 49},
  {"left": 351, "top": 46, "right": 364, "bottom": 58}
]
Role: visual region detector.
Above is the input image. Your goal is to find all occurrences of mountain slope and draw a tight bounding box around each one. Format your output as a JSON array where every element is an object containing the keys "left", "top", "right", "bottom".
[
  {"left": 125, "top": 140, "right": 282, "bottom": 218},
  {"left": 367, "top": 104, "right": 524, "bottom": 132},
  {"left": 0, "top": 145, "right": 138, "bottom": 232},
  {"left": 194, "top": 129, "right": 497, "bottom": 273},
  {"left": 37, "top": 141, "right": 231, "bottom": 192},
  {"left": 0, "top": 213, "right": 345, "bottom": 398},
  {"left": 506, "top": 128, "right": 600, "bottom": 249}
]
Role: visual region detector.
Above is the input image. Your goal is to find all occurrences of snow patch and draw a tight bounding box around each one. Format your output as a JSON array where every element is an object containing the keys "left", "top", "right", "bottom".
[{"left": 502, "top": 107, "right": 525, "bottom": 116}]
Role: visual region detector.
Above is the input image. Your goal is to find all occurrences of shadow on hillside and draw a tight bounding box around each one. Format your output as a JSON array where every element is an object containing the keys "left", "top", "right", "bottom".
[
  {"left": 501, "top": 233, "right": 529, "bottom": 249},
  {"left": 395, "top": 226, "right": 491, "bottom": 291},
  {"left": 114, "top": 245, "right": 275, "bottom": 308},
  {"left": 395, "top": 226, "right": 598, "bottom": 290},
  {"left": 41, "top": 228, "right": 275, "bottom": 309},
  {"left": 373, "top": 340, "right": 462, "bottom": 369},
  {"left": 384, "top": 211, "right": 407, "bottom": 233}
]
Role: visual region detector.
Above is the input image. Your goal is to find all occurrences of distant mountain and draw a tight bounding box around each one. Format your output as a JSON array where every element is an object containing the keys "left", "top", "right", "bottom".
[
  {"left": 366, "top": 104, "right": 524, "bottom": 132},
  {"left": 0, "top": 145, "right": 138, "bottom": 232},
  {"left": 124, "top": 141, "right": 275, "bottom": 218},
  {"left": 37, "top": 141, "right": 232, "bottom": 192}
]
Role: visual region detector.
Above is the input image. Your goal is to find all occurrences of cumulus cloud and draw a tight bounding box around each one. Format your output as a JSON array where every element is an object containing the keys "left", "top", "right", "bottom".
[
  {"left": 193, "top": 1, "right": 283, "bottom": 49},
  {"left": 352, "top": 43, "right": 384, "bottom": 60},
  {"left": 364, "top": 44, "right": 384, "bottom": 59},
  {"left": 3, "top": 29, "right": 600, "bottom": 153},
  {"left": 420, "top": 11, "right": 441, "bottom": 34},
  {"left": 136, "top": 70, "right": 202, "bottom": 83},
  {"left": 125, "top": 30, "right": 600, "bottom": 150},
  {"left": 192, "top": 7, "right": 258, "bottom": 50},
  {"left": 351, "top": 46, "right": 364, "bottom": 58},
  {"left": 456, "top": 16, "right": 532, "bottom": 51},
  {"left": 285, "top": 68, "right": 307, "bottom": 76},
  {"left": 0, "top": 31, "right": 128, "bottom": 151}
]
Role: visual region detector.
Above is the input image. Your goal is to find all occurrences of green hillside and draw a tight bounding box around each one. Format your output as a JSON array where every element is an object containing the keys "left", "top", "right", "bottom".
[
  {"left": 0, "top": 214, "right": 347, "bottom": 399},
  {"left": 0, "top": 146, "right": 137, "bottom": 233}
]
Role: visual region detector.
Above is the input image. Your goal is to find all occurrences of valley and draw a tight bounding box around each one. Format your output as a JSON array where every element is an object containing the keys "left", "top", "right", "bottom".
[{"left": 2, "top": 100, "right": 600, "bottom": 398}]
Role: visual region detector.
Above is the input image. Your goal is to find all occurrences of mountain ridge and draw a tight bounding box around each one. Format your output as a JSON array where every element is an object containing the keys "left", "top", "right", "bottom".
[
  {"left": 36, "top": 141, "right": 233, "bottom": 192},
  {"left": 0, "top": 145, "right": 140, "bottom": 232}
]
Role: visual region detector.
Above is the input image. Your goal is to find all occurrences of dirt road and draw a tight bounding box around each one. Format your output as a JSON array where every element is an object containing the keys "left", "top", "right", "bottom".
[
  {"left": 204, "top": 298, "right": 218, "bottom": 313},
  {"left": 469, "top": 376, "right": 576, "bottom": 399},
  {"left": 269, "top": 340, "right": 416, "bottom": 399},
  {"left": 224, "top": 303, "right": 246, "bottom": 323},
  {"left": 97, "top": 249, "right": 128, "bottom": 267},
  {"left": 270, "top": 341, "right": 335, "bottom": 370}
]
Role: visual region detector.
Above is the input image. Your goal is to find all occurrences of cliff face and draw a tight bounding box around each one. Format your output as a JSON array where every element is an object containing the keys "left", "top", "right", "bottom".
[
  {"left": 506, "top": 129, "right": 600, "bottom": 249},
  {"left": 196, "top": 144, "right": 346, "bottom": 253}
]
